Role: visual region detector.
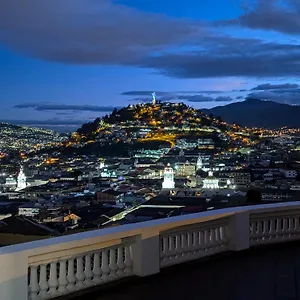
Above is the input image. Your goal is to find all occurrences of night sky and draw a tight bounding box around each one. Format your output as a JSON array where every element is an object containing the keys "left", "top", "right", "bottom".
[{"left": 1, "top": 0, "right": 300, "bottom": 129}]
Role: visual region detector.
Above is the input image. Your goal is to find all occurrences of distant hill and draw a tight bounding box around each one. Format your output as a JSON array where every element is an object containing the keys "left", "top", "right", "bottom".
[
  {"left": 204, "top": 99, "right": 300, "bottom": 128},
  {"left": 0, "top": 122, "right": 64, "bottom": 152}
]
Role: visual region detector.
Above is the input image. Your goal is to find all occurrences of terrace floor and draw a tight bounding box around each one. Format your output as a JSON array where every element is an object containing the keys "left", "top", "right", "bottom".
[{"left": 66, "top": 241, "right": 300, "bottom": 300}]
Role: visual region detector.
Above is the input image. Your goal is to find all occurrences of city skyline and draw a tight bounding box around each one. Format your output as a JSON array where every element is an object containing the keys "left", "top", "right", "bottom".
[{"left": 1, "top": 0, "right": 300, "bottom": 126}]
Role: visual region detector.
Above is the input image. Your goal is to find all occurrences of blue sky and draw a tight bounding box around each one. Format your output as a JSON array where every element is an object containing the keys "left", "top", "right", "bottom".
[{"left": 1, "top": 0, "right": 300, "bottom": 128}]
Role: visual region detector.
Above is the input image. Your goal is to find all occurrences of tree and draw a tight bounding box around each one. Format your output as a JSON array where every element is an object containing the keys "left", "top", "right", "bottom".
[{"left": 246, "top": 189, "right": 262, "bottom": 204}]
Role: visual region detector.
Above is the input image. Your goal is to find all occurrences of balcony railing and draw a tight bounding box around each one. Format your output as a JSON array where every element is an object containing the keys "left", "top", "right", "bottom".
[{"left": 1, "top": 202, "right": 300, "bottom": 300}]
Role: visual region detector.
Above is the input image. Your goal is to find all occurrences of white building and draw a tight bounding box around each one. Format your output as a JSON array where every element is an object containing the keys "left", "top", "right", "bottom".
[
  {"left": 16, "top": 166, "right": 27, "bottom": 191},
  {"left": 203, "top": 171, "right": 219, "bottom": 189},
  {"left": 18, "top": 204, "right": 40, "bottom": 217},
  {"left": 162, "top": 164, "right": 175, "bottom": 189},
  {"left": 197, "top": 155, "right": 203, "bottom": 170},
  {"left": 5, "top": 176, "right": 17, "bottom": 189}
]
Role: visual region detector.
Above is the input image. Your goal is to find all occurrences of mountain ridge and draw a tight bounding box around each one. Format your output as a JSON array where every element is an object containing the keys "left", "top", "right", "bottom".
[{"left": 203, "top": 98, "right": 300, "bottom": 128}]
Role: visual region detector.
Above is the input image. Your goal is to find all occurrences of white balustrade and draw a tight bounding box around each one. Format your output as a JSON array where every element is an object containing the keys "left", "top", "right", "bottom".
[
  {"left": 27, "top": 243, "right": 134, "bottom": 300},
  {"left": 2, "top": 202, "right": 300, "bottom": 300},
  {"left": 250, "top": 209, "right": 300, "bottom": 245},
  {"left": 160, "top": 219, "right": 229, "bottom": 268}
]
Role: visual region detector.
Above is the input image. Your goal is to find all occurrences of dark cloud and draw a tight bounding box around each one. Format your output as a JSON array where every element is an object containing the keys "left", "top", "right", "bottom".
[
  {"left": 14, "top": 103, "right": 120, "bottom": 112},
  {"left": 215, "top": 96, "right": 233, "bottom": 102},
  {"left": 0, "top": 0, "right": 203, "bottom": 64},
  {"left": 2, "top": 0, "right": 300, "bottom": 82},
  {"left": 143, "top": 37, "right": 300, "bottom": 78},
  {"left": 183, "top": 95, "right": 215, "bottom": 102},
  {"left": 251, "top": 83, "right": 299, "bottom": 90},
  {"left": 221, "top": 0, "right": 300, "bottom": 35},
  {"left": 248, "top": 89, "right": 300, "bottom": 105}
]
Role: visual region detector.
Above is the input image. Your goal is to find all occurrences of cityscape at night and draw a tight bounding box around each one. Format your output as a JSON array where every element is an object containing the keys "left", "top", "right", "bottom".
[{"left": 2, "top": 1, "right": 300, "bottom": 299}]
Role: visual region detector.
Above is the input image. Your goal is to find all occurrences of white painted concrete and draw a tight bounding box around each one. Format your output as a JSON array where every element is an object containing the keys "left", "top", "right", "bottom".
[{"left": 1, "top": 202, "right": 300, "bottom": 299}]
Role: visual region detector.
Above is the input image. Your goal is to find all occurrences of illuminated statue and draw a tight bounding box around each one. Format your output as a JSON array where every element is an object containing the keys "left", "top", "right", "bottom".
[{"left": 152, "top": 92, "right": 156, "bottom": 105}]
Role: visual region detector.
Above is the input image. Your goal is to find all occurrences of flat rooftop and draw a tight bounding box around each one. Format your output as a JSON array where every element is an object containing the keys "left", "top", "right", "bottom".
[{"left": 67, "top": 241, "right": 300, "bottom": 300}]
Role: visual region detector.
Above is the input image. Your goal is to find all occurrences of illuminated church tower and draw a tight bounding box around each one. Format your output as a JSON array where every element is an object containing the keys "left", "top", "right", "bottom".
[
  {"left": 197, "top": 155, "right": 203, "bottom": 170},
  {"left": 162, "top": 164, "right": 175, "bottom": 189},
  {"left": 16, "top": 166, "right": 27, "bottom": 191}
]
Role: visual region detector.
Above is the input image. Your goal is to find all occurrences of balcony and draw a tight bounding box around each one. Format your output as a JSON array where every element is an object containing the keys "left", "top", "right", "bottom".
[{"left": 1, "top": 202, "right": 300, "bottom": 300}]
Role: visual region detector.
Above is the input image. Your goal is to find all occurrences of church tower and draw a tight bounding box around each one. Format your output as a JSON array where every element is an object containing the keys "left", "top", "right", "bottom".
[
  {"left": 16, "top": 166, "right": 27, "bottom": 191},
  {"left": 197, "top": 155, "right": 203, "bottom": 170},
  {"left": 162, "top": 163, "right": 175, "bottom": 189}
]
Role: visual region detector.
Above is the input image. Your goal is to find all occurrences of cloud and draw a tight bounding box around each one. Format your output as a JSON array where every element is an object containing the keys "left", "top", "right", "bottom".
[
  {"left": 14, "top": 103, "right": 120, "bottom": 112},
  {"left": 221, "top": 0, "right": 300, "bottom": 35},
  {"left": 251, "top": 83, "right": 299, "bottom": 90},
  {"left": 142, "top": 36, "right": 300, "bottom": 78},
  {"left": 2, "top": 0, "right": 300, "bottom": 82},
  {"left": 248, "top": 89, "right": 300, "bottom": 105},
  {"left": 0, "top": 0, "right": 203, "bottom": 64},
  {"left": 215, "top": 96, "right": 233, "bottom": 102}
]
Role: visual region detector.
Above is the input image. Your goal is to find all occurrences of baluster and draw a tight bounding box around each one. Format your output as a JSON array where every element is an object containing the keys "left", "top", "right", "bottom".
[
  {"left": 257, "top": 221, "right": 262, "bottom": 235},
  {"left": 161, "top": 236, "right": 168, "bottom": 256},
  {"left": 124, "top": 245, "right": 133, "bottom": 275},
  {"left": 39, "top": 264, "right": 48, "bottom": 299},
  {"left": 180, "top": 234, "right": 186, "bottom": 256},
  {"left": 67, "top": 258, "right": 76, "bottom": 291},
  {"left": 288, "top": 217, "right": 293, "bottom": 235},
  {"left": 29, "top": 266, "right": 39, "bottom": 300},
  {"left": 249, "top": 221, "right": 254, "bottom": 236},
  {"left": 174, "top": 234, "right": 180, "bottom": 253},
  {"left": 263, "top": 220, "right": 269, "bottom": 234},
  {"left": 187, "top": 232, "right": 192, "bottom": 249},
  {"left": 168, "top": 236, "right": 175, "bottom": 259},
  {"left": 101, "top": 249, "right": 110, "bottom": 281},
  {"left": 75, "top": 257, "right": 85, "bottom": 289},
  {"left": 210, "top": 228, "right": 216, "bottom": 246},
  {"left": 199, "top": 230, "right": 204, "bottom": 250},
  {"left": 282, "top": 218, "right": 288, "bottom": 235},
  {"left": 58, "top": 260, "right": 68, "bottom": 294},
  {"left": 93, "top": 252, "right": 102, "bottom": 284},
  {"left": 48, "top": 262, "right": 58, "bottom": 297},
  {"left": 109, "top": 249, "right": 118, "bottom": 279},
  {"left": 270, "top": 219, "right": 276, "bottom": 236},
  {"left": 295, "top": 217, "right": 300, "bottom": 232},
  {"left": 215, "top": 227, "right": 221, "bottom": 244},
  {"left": 204, "top": 229, "right": 209, "bottom": 250},
  {"left": 84, "top": 254, "right": 93, "bottom": 286},
  {"left": 220, "top": 225, "right": 227, "bottom": 242},
  {"left": 117, "top": 246, "right": 126, "bottom": 276},
  {"left": 192, "top": 231, "right": 198, "bottom": 251}
]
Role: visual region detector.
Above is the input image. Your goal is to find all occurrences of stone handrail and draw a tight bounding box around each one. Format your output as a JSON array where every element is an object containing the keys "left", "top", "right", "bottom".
[{"left": 1, "top": 202, "right": 300, "bottom": 300}]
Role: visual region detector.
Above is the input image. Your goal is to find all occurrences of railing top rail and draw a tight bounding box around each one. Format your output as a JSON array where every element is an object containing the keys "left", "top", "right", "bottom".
[{"left": 1, "top": 201, "right": 300, "bottom": 256}]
